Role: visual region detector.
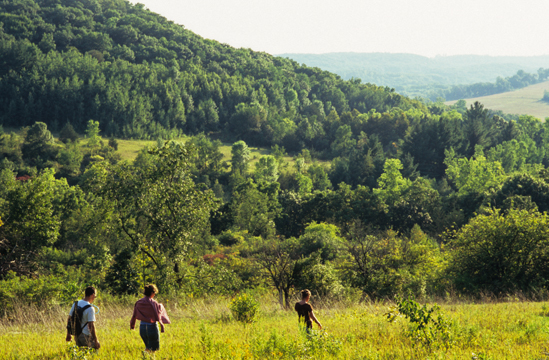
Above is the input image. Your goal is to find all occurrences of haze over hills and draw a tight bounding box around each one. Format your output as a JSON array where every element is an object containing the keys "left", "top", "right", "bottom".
[{"left": 278, "top": 52, "right": 549, "bottom": 98}]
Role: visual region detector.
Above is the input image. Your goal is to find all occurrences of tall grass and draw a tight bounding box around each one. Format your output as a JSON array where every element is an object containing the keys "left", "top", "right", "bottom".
[{"left": 2, "top": 293, "right": 549, "bottom": 359}]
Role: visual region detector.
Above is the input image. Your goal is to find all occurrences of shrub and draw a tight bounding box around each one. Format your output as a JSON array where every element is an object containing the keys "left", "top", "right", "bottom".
[
  {"left": 0, "top": 271, "right": 84, "bottom": 316},
  {"left": 386, "top": 297, "right": 453, "bottom": 350},
  {"left": 59, "top": 123, "right": 79, "bottom": 143},
  {"left": 229, "top": 293, "right": 259, "bottom": 324},
  {"left": 447, "top": 208, "right": 549, "bottom": 294}
]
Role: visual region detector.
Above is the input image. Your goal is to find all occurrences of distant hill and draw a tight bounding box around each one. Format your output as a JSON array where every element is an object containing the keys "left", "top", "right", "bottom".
[
  {"left": 446, "top": 80, "right": 549, "bottom": 120},
  {"left": 277, "top": 53, "right": 549, "bottom": 98}
]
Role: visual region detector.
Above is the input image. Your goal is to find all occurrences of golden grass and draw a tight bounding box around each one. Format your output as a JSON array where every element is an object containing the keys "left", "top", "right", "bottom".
[
  {"left": 445, "top": 80, "right": 549, "bottom": 120},
  {"left": 2, "top": 296, "right": 549, "bottom": 359}
]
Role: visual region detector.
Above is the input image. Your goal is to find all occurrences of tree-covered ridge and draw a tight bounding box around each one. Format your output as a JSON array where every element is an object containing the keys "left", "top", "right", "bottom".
[{"left": 0, "top": 0, "right": 423, "bottom": 142}]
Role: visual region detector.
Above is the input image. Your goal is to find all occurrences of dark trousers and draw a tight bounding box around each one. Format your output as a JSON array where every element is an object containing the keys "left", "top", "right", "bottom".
[{"left": 140, "top": 322, "right": 160, "bottom": 351}]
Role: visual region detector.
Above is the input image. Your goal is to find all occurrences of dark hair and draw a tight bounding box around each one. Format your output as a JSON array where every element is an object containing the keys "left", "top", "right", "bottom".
[
  {"left": 301, "top": 289, "right": 311, "bottom": 299},
  {"left": 84, "top": 286, "right": 96, "bottom": 297},
  {"left": 144, "top": 284, "right": 159, "bottom": 297}
]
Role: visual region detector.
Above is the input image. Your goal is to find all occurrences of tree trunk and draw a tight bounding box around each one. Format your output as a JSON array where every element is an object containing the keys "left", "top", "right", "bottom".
[{"left": 284, "top": 288, "right": 291, "bottom": 309}]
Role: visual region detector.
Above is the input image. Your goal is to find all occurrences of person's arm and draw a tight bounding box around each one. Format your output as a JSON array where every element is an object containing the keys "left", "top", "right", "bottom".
[
  {"left": 152, "top": 301, "right": 165, "bottom": 333},
  {"left": 88, "top": 322, "right": 100, "bottom": 349},
  {"left": 310, "top": 310, "right": 322, "bottom": 329},
  {"left": 66, "top": 316, "right": 72, "bottom": 342},
  {"left": 130, "top": 304, "right": 137, "bottom": 330}
]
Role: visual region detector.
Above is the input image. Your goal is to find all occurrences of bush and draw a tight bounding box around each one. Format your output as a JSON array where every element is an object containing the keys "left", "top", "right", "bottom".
[
  {"left": 447, "top": 208, "right": 549, "bottom": 294},
  {"left": 229, "top": 293, "right": 259, "bottom": 324},
  {"left": 0, "top": 271, "right": 84, "bottom": 316},
  {"left": 59, "top": 123, "right": 79, "bottom": 143},
  {"left": 386, "top": 297, "right": 453, "bottom": 350}
]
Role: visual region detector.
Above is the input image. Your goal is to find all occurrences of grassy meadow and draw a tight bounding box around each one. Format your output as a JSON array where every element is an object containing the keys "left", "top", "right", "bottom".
[
  {"left": 3, "top": 296, "right": 549, "bottom": 359},
  {"left": 114, "top": 137, "right": 309, "bottom": 170},
  {"left": 445, "top": 80, "right": 549, "bottom": 120}
]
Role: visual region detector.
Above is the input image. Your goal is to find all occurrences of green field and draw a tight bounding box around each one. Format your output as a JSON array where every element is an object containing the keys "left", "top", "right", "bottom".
[
  {"left": 2, "top": 297, "right": 549, "bottom": 359},
  {"left": 114, "top": 138, "right": 311, "bottom": 170},
  {"left": 446, "top": 80, "right": 549, "bottom": 120}
]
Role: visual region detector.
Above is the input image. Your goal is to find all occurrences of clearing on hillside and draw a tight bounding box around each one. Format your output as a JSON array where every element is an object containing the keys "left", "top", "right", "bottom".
[{"left": 445, "top": 80, "right": 549, "bottom": 120}]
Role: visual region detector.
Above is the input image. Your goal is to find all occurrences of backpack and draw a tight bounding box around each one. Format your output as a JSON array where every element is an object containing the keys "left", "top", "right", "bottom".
[{"left": 67, "top": 301, "right": 92, "bottom": 337}]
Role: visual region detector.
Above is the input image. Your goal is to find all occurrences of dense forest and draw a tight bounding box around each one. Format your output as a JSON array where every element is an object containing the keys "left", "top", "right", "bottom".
[
  {"left": 280, "top": 52, "right": 549, "bottom": 99},
  {"left": 3, "top": 0, "right": 549, "bottom": 311},
  {"left": 0, "top": 0, "right": 422, "bottom": 142}
]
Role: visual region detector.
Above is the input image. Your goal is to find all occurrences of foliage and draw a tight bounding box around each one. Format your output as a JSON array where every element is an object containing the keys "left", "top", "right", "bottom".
[
  {"left": 345, "top": 222, "right": 443, "bottom": 298},
  {"left": 0, "top": 270, "right": 83, "bottom": 316},
  {"left": 85, "top": 140, "right": 218, "bottom": 287},
  {"left": 373, "top": 158, "right": 411, "bottom": 206},
  {"left": 229, "top": 293, "right": 260, "bottom": 324},
  {"left": 59, "top": 123, "right": 79, "bottom": 144},
  {"left": 445, "top": 147, "right": 505, "bottom": 196},
  {"left": 386, "top": 297, "right": 453, "bottom": 350},
  {"left": 447, "top": 208, "right": 549, "bottom": 294}
]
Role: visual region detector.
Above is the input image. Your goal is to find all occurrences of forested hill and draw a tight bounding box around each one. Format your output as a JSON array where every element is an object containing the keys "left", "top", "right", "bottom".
[
  {"left": 0, "top": 0, "right": 425, "bottom": 142},
  {"left": 279, "top": 52, "right": 549, "bottom": 99}
]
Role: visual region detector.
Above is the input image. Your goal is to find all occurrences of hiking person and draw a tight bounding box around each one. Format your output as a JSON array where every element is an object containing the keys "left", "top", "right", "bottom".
[
  {"left": 130, "top": 284, "right": 171, "bottom": 353},
  {"left": 294, "top": 289, "right": 322, "bottom": 333},
  {"left": 66, "top": 286, "right": 101, "bottom": 349}
]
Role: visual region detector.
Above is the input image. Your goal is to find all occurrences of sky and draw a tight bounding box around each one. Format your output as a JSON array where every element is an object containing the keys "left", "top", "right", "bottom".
[{"left": 129, "top": 0, "right": 549, "bottom": 58}]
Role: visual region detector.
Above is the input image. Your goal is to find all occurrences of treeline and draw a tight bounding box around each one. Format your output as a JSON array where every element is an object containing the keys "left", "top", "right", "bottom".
[
  {"left": 430, "top": 69, "right": 549, "bottom": 101},
  {"left": 0, "top": 0, "right": 421, "bottom": 143},
  {"left": 3, "top": 103, "right": 549, "bottom": 309}
]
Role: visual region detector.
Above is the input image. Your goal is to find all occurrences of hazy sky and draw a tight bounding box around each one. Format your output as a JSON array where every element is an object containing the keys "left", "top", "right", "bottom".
[{"left": 129, "top": 0, "right": 549, "bottom": 57}]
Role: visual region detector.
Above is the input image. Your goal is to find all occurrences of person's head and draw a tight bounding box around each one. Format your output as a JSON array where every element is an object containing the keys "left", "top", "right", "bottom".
[
  {"left": 301, "top": 289, "right": 311, "bottom": 301},
  {"left": 84, "top": 286, "right": 97, "bottom": 303},
  {"left": 144, "top": 284, "right": 159, "bottom": 297}
]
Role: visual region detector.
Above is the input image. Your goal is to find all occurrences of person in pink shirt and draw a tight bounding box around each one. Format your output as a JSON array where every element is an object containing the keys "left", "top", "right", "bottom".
[{"left": 130, "top": 284, "right": 171, "bottom": 353}]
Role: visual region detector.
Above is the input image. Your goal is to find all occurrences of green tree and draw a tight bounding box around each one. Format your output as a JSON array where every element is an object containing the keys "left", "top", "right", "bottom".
[
  {"left": 444, "top": 147, "right": 506, "bottom": 196},
  {"left": 59, "top": 122, "right": 79, "bottom": 143},
  {"left": 0, "top": 169, "right": 62, "bottom": 277},
  {"left": 448, "top": 208, "right": 549, "bottom": 293},
  {"left": 85, "top": 119, "right": 101, "bottom": 149},
  {"left": 231, "top": 140, "right": 251, "bottom": 176},
  {"left": 374, "top": 159, "right": 412, "bottom": 206},
  {"left": 253, "top": 155, "right": 279, "bottom": 183},
  {"left": 21, "top": 122, "right": 57, "bottom": 168},
  {"left": 230, "top": 180, "right": 279, "bottom": 238},
  {"left": 345, "top": 222, "right": 442, "bottom": 298},
  {"left": 298, "top": 222, "right": 344, "bottom": 262},
  {"left": 254, "top": 237, "right": 301, "bottom": 308},
  {"left": 86, "top": 141, "right": 218, "bottom": 286}
]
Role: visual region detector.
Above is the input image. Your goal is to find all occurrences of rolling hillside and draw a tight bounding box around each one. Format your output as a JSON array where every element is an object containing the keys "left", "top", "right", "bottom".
[
  {"left": 445, "top": 80, "right": 549, "bottom": 120},
  {"left": 278, "top": 52, "right": 549, "bottom": 98}
]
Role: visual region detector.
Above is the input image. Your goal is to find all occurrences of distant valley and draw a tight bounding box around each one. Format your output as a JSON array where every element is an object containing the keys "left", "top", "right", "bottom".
[{"left": 278, "top": 52, "right": 549, "bottom": 99}]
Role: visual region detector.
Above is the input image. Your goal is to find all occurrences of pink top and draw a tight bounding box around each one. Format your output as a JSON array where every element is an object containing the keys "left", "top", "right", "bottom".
[{"left": 130, "top": 297, "right": 171, "bottom": 332}]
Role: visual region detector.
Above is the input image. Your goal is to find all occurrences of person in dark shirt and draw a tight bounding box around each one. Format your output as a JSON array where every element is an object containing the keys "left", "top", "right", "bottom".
[{"left": 294, "top": 289, "right": 322, "bottom": 333}]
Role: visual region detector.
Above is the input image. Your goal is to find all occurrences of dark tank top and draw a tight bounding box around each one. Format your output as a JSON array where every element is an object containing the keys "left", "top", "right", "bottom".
[{"left": 294, "top": 302, "right": 313, "bottom": 328}]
